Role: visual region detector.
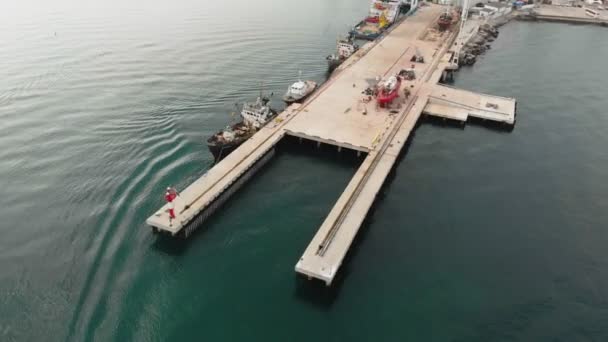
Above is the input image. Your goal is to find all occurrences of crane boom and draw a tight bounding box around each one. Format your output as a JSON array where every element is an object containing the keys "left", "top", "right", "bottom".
[
  {"left": 460, "top": 0, "right": 470, "bottom": 33},
  {"left": 450, "top": 0, "right": 471, "bottom": 68}
]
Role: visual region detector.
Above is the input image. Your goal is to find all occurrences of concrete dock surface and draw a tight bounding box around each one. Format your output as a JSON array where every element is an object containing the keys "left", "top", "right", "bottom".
[
  {"left": 284, "top": 5, "right": 447, "bottom": 152},
  {"left": 425, "top": 85, "right": 516, "bottom": 125}
]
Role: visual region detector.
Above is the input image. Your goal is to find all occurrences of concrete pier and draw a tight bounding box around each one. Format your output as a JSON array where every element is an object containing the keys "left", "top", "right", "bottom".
[
  {"left": 424, "top": 85, "right": 516, "bottom": 125},
  {"left": 146, "top": 5, "right": 517, "bottom": 284},
  {"left": 522, "top": 5, "right": 608, "bottom": 25}
]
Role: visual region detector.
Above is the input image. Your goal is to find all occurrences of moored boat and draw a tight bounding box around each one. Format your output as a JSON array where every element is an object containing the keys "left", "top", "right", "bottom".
[
  {"left": 207, "top": 121, "right": 255, "bottom": 161},
  {"left": 326, "top": 35, "right": 359, "bottom": 72},
  {"left": 207, "top": 91, "right": 277, "bottom": 161},
  {"left": 283, "top": 74, "right": 317, "bottom": 104},
  {"left": 351, "top": 0, "right": 401, "bottom": 40},
  {"left": 240, "top": 94, "right": 277, "bottom": 129}
]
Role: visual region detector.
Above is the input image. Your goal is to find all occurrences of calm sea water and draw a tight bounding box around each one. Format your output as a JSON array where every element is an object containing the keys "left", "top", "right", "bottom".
[{"left": 2, "top": 0, "right": 608, "bottom": 341}]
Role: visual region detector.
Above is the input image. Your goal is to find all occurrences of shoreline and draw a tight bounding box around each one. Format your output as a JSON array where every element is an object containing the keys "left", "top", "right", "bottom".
[
  {"left": 515, "top": 13, "right": 608, "bottom": 26},
  {"left": 457, "top": 5, "right": 608, "bottom": 68},
  {"left": 517, "top": 4, "right": 608, "bottom": 26}
]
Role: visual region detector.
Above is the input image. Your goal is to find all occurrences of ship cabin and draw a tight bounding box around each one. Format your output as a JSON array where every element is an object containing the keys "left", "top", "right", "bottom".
[
  {"left": 337, "top": 41, "right": 357, "bottom": 58},
  {"left": 241, "top": 98, "right": 272, "bottom": 127},
  {"left": 289, "top": 81, "right": 307, "bottom": 96}
]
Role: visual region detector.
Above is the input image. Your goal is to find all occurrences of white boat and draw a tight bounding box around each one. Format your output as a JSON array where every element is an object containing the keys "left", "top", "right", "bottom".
[{"left": 283, "top": 73, "right": 317, "bottom": 104}]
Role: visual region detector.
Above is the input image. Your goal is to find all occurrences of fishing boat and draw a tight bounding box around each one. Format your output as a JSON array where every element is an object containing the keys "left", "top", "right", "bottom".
[
  {"left": 240, "top": 94, "right": 277, "bottom": 129},
  {"left": 326, "top": 35, "right": 359, "bottom": 72},
  {"left": 351, "top": 0, "right": 401, "bottom": 40},
  {"left": 207, "top": 92, "right": 277, "bottom": 161},
  {"left": 283, "top": 73, "right": 317, "bottom": 104},
  {"left": 206, "top": 121, "right": 255, "bottom": 161},
  {"left": 377, "top": 75, "right": 402, "bottom": 108}
]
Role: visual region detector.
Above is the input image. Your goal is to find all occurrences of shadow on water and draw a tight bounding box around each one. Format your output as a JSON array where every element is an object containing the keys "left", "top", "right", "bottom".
[
  {"left": 277, "top": 135, "right": 366, "bottom": 165},
  {"left": 151, "top": 233, "right": 192, "bottom": 256},
  {"left": 150, "top": 135, "right": 365, "bottom": 257},
  {"left": 290, "top": 125, "right": 422, "bottom": 308},
  {"left": 282, "top": 134, "right": 367, "bottom": 310},
  {"left": 150, "top": 155, "right": 283, "bottom": 256},
  {"left": 292, "top": 114, "right": 514, "bottom": 307},
  {"left": 293, "top": 272, "right": 346, "bottom": 310},
  {"left": 419, "top": 113, "right": 516, "bottom": 133},
  {"left": 292, "top": 189, "right": 379, "bottom": 310},
  {"left": 287, "top": 140, "right": 375, "bottom": 310},
  {"left": 278, "top": 135, "right": 368, "bottom": 310},
  {"left": 150, "top": 203, "right": 236, "bottom": 257},
  {"left": 419, "top": 114, "right": 466, "bottom": 130}
]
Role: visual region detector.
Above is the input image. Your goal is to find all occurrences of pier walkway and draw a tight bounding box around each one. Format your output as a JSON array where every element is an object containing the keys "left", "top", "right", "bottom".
[
  {"left": 146, "top": 4, "right": 516, "bottom": 285},
  {"left": 424, "top": 85, "right": 516, "bottom": 125},
  {"left": 528, "top": 5, "right": 608, "bottom": 25}
]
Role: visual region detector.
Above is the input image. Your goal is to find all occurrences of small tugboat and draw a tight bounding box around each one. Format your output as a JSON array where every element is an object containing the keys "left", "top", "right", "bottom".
[
  {"left": 326, "top": 35, "right": 359, "bottom": 73},
  {"left": 438, "top": 11, "right": 453, "bottom": 31},
  {"left": 283, "top": 72, "right": 317, "bottom": 104},
  {"left": 207, "top": 91, "right": 277, "bottom": 161},
  {"left": 376, "top": 75, "right": 402, "bottom": 108}
]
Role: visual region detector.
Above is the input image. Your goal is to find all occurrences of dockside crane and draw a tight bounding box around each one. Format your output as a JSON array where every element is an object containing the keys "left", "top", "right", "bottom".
[{"left": 452, "top": 0, "right": 471, "bottom": 68}]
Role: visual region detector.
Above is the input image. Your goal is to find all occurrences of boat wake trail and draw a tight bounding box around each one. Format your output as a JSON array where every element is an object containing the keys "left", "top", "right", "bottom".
[{"left": 64, "top": 106, "right": 194, "bottom": 341}]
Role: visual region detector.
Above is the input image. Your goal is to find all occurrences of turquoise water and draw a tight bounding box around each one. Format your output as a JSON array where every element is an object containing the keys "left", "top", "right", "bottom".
[{"left": 2, "top": 0, "right": 608, "bottom": 340}]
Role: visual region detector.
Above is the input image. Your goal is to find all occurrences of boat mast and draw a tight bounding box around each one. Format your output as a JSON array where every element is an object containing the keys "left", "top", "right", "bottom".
[
  {"left": 230, "top": 102, "right": 239, "bottom": 123},
  {"left": 260, "top": 81, "right": 264, "bottom": 99}
]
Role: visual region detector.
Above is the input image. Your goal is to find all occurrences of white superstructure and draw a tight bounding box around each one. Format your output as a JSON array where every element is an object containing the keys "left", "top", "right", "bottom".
[
  {"left": 282, "top": 73, "right": 317, "bottom": 104},
  {"left": 337, "top": 40, "right": 358, "bottom": 59},
  {"left": 240, "top": 96, "right": 275, "bottom": 128},
  {"left": 286, "top": 81, "right": 309, "bottom": 97}
]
